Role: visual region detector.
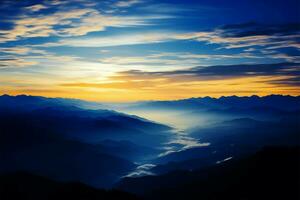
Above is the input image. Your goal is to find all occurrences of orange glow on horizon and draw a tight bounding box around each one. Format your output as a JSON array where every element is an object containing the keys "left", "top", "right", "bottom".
[{"left": 1, "top": 75, "right": 299, "bottom": 102}]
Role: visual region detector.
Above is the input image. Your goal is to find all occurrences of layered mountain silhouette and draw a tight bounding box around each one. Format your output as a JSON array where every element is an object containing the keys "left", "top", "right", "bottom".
[
  {"left": 125, "top": 95, "right": 300, "bottom": 112},
  {"left": 0, "top": 95, "right": 171, "bottom": 145},
  {"left": 1, "top": 94, "right": 299, "bottom": 197},
  {"left": 113, "top": 95, "right": 300, "bottom": 130},
  {"left": 0, "top": 95, "right": 171, "bottom": 187}
]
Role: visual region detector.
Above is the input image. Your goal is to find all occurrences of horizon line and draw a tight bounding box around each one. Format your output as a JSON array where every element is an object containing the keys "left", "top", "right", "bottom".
[{"left": 1, "top": 93, "right": 300, "bottom": 103}]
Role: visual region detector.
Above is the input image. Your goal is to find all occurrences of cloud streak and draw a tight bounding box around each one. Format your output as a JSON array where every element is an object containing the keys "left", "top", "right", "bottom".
[
  {"left": 115, "top": 62, "right": 300, "bottom": 84},
  {"left": 49, "top": 23, "right": 300, "bottom": 53},
  {"left": 114, "top": 0, "right": 143, "bottom": 8},
  {"left": 0, "top": 2, "right": 167, "bottom": 43},
  {"left": 25, "top": 4, "right": 48, "bottom": 12},
  {"left": 0, "top": 57, "right": 38, "bottom": 69}
]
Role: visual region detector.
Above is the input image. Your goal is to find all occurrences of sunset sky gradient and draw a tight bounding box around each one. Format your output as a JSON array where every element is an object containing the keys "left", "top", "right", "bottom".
[{"left": 0, "top": 0, "right": 299, "bottom": 101}]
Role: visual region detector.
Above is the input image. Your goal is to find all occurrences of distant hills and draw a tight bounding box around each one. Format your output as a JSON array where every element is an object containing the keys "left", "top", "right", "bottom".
[
  {"left": 121, "top": 95, "right": 300, "bottom": 119},
  {"left": 126, "top": 95, "right": 300, "bottom": 111},
  {"left": 0, "top": 94, "right": 104, "bottom": 110},
  {"left": 113, "top": 94, "right": 300, "bottom": 129}
]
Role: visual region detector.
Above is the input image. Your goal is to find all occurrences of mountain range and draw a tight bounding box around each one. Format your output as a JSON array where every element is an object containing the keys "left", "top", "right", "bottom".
[{"left": 0, "top": 94, "right": 299, "bottom": 197}]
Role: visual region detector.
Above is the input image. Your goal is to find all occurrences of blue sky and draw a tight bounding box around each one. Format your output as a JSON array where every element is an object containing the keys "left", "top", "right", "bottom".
[{"left": 0, "top": 0, "right": 299, "bottom": 101}]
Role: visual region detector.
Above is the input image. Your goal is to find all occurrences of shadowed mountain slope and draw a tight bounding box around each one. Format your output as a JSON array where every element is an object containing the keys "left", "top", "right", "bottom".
[
  {"left": 0, "top": 95, "right": 171, "bottom": 188},
  {"left": 0, "top": 172, "right": 140, "bottom": 200},
  {"left": 117, "top": 146, "right": 300, "bottom": 200}
]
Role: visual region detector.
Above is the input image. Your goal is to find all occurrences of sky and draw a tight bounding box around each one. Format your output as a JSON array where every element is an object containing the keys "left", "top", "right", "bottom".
[{"left": 0, "top": 0, "right": 299, "bottom": 101}]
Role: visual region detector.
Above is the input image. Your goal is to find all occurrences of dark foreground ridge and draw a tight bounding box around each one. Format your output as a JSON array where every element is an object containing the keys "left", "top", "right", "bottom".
[
  {"left": 0, "top": 172, "right": 140, "bottom": 200},
  {"left": 1, "top": 146, "right": 298, "bottom": 200},
  {"left": 117, "top": 146, "right": 300, "bottom": 200}
]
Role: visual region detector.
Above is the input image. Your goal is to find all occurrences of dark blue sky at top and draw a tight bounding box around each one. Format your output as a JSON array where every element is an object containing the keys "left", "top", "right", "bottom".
[
  {"left": 1, "top": 0, "right": 299, "bottom": 31},
  {"left": 0, "top": 0, "right": 299, "bottom": 52}
]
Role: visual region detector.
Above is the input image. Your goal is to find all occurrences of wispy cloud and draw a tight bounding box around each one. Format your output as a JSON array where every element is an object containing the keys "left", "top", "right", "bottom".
[
  {"left": 50, "top": 23, "right": 300, "bottom": 52},
  {"left": 138, "top": 3, "right": 193, "bottom": 13},
  {"left": 114, "top": 62, "right": 300, "bottom": 83},
  {"left": 0, "top": 57, "right": 38, "bottom": 69},
  {"left": 96, "top": 52, "right": 263, "bottom": 71},
  {"left": 0, "top": 47, "right": 47, "bottom": 55},
  {"left": 51, "top": 31, "right": 174, "bottom": 47},
  {"left": 25, "top": 4, "right": 48, "bottom": 12},
  {"left": 0, "top": 2, "right": 167, "bottom": 43},
  {"left": 114, "top": 0, "right": 143, "bottom": 8}
]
